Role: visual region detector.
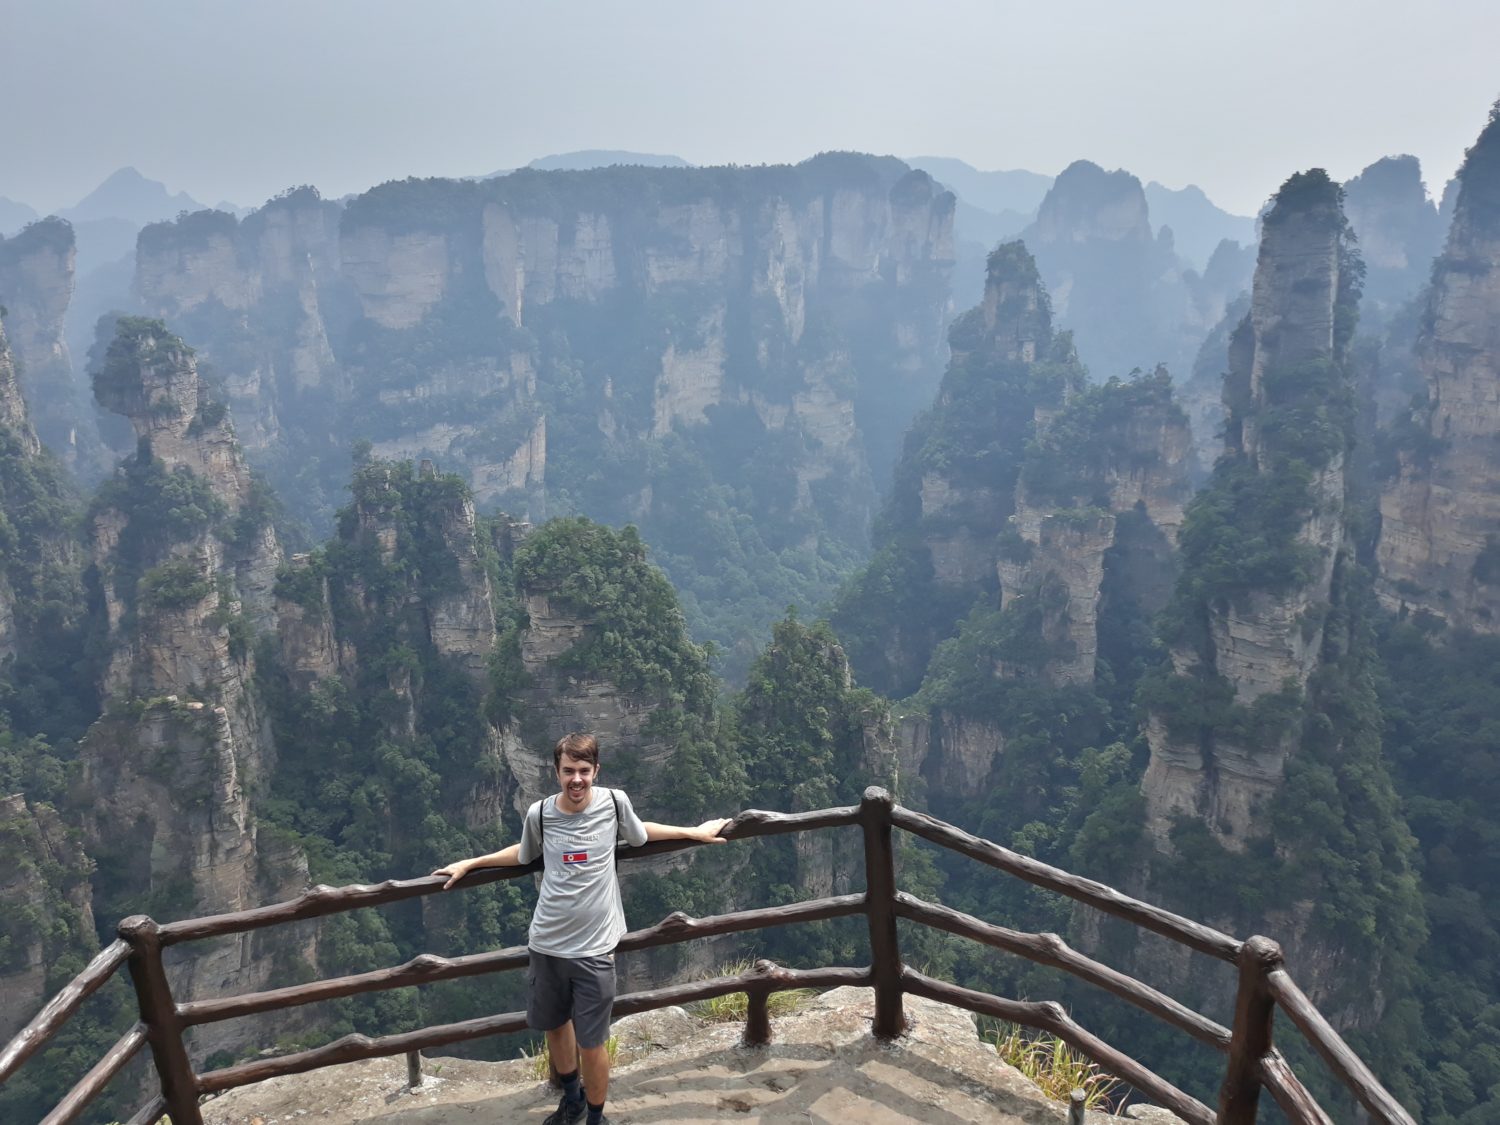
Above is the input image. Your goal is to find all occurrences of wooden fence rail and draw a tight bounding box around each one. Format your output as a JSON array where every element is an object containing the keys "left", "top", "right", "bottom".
[
  {"left": 0, "top": 940, "right": 132, "bottom": 1084},
  {"left": 900, "top": 966, "right": 1215, "bottom": 1125},
  {"left": 892, "top": 891, "right": 1233, "bottom": 1052},
  {"left": 1265, "top": 969, "right": 1418, "bottom": 1125},
  {"left": 0, "top": 786, "right": 1416, "bottom": 1125}
]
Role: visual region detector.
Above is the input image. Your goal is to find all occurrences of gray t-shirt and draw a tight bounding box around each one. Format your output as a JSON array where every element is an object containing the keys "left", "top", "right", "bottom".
[{"left": 517, "top": 787, "right": 649, "bottom": 958}]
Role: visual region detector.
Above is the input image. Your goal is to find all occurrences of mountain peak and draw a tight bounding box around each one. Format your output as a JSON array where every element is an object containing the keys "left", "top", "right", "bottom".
[
  {"left": 1030, "top": 160, "right": 1149, "bottom": 245},
  {"left": 62, "top": 167, "right": 207, "bottom": 226}
]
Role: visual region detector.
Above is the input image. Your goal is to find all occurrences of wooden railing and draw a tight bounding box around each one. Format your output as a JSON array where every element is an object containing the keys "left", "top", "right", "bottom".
[{"left": 0, "top": 787, "right": 1416, "bottom": 1125}]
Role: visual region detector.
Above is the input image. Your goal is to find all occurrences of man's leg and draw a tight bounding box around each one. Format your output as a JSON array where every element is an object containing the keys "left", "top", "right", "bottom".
[
  {"left": 529, "top": 953, "right": 586, "bottom": 1125},
  {"left": 569, "top": 955, "right": 618, "bottom": 1124},
  {"left": 579, "top": 1043, "right": 610, "bottom": 1106},
  {"left": 545, "top": 1021, "right": 579, "bottom": 1079}
]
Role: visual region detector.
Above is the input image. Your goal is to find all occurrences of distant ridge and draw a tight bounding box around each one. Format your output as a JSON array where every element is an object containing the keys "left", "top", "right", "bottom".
[
  {"left": 0, "top": 196, "right": 40, "bottom": 237},
  {"left": 905, "top": 156, "right": 1053, "bottom": 216},
  {"left": 60, "top": 166, "right": 211, "bottom": 226},
  {"left": 1144, "top": 180, "right": 1256, "bottom": 267},
  {"left": 481, "top": 149, "right": 693, "bottom": 179}
]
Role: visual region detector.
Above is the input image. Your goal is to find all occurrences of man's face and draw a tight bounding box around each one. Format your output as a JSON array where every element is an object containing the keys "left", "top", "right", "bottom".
[{"left": 556, "top": 754, "right": 596, "bottom": 808}]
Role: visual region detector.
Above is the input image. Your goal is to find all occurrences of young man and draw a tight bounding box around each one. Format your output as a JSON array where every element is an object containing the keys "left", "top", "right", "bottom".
[{"left": 434, "top": 732, "right": 731, "bottom": 1125}]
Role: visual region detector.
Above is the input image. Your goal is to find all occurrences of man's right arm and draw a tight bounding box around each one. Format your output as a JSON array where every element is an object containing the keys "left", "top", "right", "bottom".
[{"left": 432, "top": 843, "right": 523, "bottom": 890}]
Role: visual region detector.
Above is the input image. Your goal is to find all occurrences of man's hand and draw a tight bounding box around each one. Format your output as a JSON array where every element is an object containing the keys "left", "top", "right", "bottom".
[
  {"left": 693, "top": 818, "right": 732, "bottom": 843},
  {"left": 432, "top": 859, "right": 472, "bottom": 890}
]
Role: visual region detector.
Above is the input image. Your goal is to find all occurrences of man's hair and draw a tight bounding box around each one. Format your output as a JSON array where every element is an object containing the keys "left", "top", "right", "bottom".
[{"left": 553, "top": 731, "right": 600, "bottom": 769}]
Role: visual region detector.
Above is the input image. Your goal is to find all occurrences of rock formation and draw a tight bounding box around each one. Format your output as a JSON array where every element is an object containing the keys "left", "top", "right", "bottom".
[
  {"left": 1342, "top": 155, "right": 1444, "bottom": 319},
  {"left": 135, "top": 158, "right": 956, "bottom": 673},
  {"left": 0, "top": 308, "right": 40, "bottom": 458},
  {"left": 1021, "top": 161, "right": 1245, "bottom": 382},
  {"left": 0, "top": 321, "right": 39, "bottom": 660},
  {"left": 0, "top": 795, "right": 98, "bottom": 1042},
  {"left": 134, "top": 191, "right": 348, "bottom": 455},
  {"left": 265, "top": 456, "right": 514, "bottom": 862},
  {"left": 1141, "top": 169, "right": 1360, "bottom": 846},
  {"left": 76, "top": 319, "right": 308, "bottom": 1058},
  {"left": 841, "top": 243, "right": 1191, "bottom": 805},
  {"left": 0, "top": 219, "right": 96, "bottom": 469},
  {"left": 0, "top": 314, "right": 84, "bottom": 683},
  {"left": 0, "top": 314, "right": 96, "bottom": 1042},
  {"left": 1376, "top": 107, "right": 1500, "bottom": 631},
  {"left": 834, "top": 241, "right": 1079, "bottom": 692},
  {"left": 500, "top": 516, "right": 730, "bottom": 822}
]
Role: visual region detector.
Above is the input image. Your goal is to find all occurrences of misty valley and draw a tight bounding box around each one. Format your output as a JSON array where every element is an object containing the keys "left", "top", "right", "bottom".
[{"left": 2, "top": 102, "right": 1500, "bottom": 1124}]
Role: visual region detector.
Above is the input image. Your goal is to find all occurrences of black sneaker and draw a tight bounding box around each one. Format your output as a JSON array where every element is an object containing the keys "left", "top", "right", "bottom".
[{"left": 542, "top": 1092, "right": 586, "bottom": 1125}]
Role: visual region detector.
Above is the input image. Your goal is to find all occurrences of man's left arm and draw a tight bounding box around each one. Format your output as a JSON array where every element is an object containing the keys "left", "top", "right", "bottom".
[
  {"left": 614, "top": 789, "right": 730, "bottom": 847},
  {"left": 642, "top": 818, "right": 732, "bottom": 844}
]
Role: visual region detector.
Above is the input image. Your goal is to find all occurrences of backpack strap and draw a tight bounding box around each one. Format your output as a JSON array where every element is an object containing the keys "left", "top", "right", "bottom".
[
  {"left": 529, "top": 798, "right": 546, "bottom": 864},
  {"left": 612, "top": 789, "right": 622, "bottom": 849}
]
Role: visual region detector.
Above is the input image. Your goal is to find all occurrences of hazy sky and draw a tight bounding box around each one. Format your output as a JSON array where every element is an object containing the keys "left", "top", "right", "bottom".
[{"left": 5, "top": 0, "right": 1497, "bottom": 217}]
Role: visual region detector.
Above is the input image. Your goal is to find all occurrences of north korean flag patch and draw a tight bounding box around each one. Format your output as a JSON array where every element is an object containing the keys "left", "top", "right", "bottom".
[{"left": 562, "top": 851, "right": 588, "bottom": 864}]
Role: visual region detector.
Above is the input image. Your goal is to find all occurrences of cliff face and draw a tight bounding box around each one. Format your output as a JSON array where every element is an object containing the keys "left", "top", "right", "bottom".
[
  {"left": 1342, "top": 155, "right": 1444, "bottom": 319},
  {"left": 0, "top": 312, "right": 94, "bottom": 1041},
  {"left": 0, "top": 316, "right": 83, "bottom": 674},
  {"left": 0, "top": 322, "right": 38, "bottom": 661},
  {"left": 0, "top": 308, "right": 40, "bottom": 457},
  {"left": 76, "top": 319, "right": 307, "bottom": 1057},
  {"left": 1021, "top": 161, "right": 1248, "bottom": 383},
  {"left": 841, "top": 243, "right": 1191, "bottom": 808},
  {"left": 501, "top": 517, "right": 732, "bottom": 826},
  {"left": 1376, "top": 109, "right": 1500, "bottom": 631},
  {"left": 137, "top": 159, "right": 955, "bottom": 675},
  {"left": 335, "top": 161, "right": 952, "bottom": 503},
  {"left": 1142, "top": 171, "right": 1357, "bottom": 846},
  {"left": 1122, "top": 173, "right": 1425, "bottom": 1043},
  {"left": 0, "top": 795, "right": 98, "bottom": 1042},
  {"left": 134, "top": 193, "right": 347, "bottom": 454},
  {"left": 0, "top": 220, "right": 92, "bottom": 469}
]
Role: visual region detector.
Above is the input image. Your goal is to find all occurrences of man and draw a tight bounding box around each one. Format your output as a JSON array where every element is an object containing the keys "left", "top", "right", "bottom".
[{"left": 435, "top": 732, "right": 731, "bottom": 1125}]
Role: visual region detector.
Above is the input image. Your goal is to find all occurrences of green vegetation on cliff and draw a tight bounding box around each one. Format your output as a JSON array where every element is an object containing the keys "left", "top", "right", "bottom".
[
  {"left": 832, "top": 242, "right": 1084, "bottom": 697},
  {"left": 149, "top": 157, "right": 952, "bottom": 681},
  {"left": 1100, "top": 171, "right": 1428, "bottom": 1112},
  {"left": 0, "top": 428, "right": 89, "bottom": 746},
  {"left": 1376, "top": 621, "right": 1500, "bottom": 1121},
  {"left": 1019, "top": 366, "right": 1181, "bottom": 508},
  {"left": 511, "top": 515, "right": 744, "bottom": 824},
  {"left": 260, "top": 458, "right": 531, "bottom": 1048},
  {"left": 720, "top": 611, "right": 900, "bottom": 968}
]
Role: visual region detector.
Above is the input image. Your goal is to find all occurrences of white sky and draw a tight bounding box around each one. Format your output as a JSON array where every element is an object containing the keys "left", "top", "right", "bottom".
[{"left": 4, "top": 0, "right": 1497, "bottom": 216}]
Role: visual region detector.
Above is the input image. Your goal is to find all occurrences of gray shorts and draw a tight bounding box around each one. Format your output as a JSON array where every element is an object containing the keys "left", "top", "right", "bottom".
[{"left": 526, "top": 951, "right": 616, "bottom": 1049}]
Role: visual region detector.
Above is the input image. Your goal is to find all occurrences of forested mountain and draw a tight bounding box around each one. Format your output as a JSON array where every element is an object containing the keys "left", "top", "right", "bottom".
[
  {"left": 0, "top": 319, "right": 786, "bottom": 1119},
  {"left": 124, "top": 157, "right": 957, "bottom": 678},
  {"left": 3, "top": 104, "right": 1500, "bottom": 1125},
  {"left": 823, "top": 105, "right": 1500, "bottom": 1122}
]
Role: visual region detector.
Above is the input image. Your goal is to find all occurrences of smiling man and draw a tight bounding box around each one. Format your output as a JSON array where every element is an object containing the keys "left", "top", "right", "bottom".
[{"left": 435, "top": 732, "right": 731, "bottom": 1125}]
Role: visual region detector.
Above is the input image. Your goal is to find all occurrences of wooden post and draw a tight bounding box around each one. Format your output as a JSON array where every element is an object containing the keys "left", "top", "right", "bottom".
[
  {"left": 1068, "top": 1088, "right": 1086, "bottom": 1124},
  {"left": 1218, "top": 935, "right": 1283, "bottom": 1125},
  {"left": 118, "top": 915, "right": 204, "bottom": 1125},
  {"left": 744, "top": 988, "right": 771, "bottom": 1047},
  {"left": 860, "top": 786, "right": 906, "bottom": 1039},
  {"left": 406, "top": 1049, "right": 422, "bottom": 1089},
  {"left": 743, "top": 959, "right": 774, "bottom": 1046}
]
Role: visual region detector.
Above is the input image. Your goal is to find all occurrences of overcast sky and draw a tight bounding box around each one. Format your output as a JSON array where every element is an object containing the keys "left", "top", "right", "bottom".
[{"left": 4, "top": 0, "right": 1497, "bottom": 217}]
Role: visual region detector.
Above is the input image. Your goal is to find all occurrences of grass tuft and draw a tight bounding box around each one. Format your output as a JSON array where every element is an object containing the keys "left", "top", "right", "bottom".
[
  {"left": 520, "top": 1035, "right": 619, "bottom": 1081},
  {"left": 986, "top": 1022, "right": 1124, "bottom": 1112},
  {"left": 687, "top": 958, "right": 816, "bottom": 1023}
]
